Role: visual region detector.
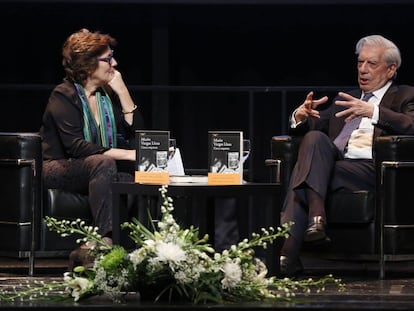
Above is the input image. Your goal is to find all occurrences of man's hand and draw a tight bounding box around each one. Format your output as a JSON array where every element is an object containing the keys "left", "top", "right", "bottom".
[
  {"left": 294, "top": 91, "right": 328, "bottom": 123},
  {"left": 335, "top": 92, "right": 374, "bottom": 122}
]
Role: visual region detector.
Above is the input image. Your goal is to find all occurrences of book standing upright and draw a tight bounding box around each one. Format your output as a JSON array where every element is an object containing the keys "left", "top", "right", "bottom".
[
  {"left": 135, "top": 130, "right": 170, "bottom": 184},
  {"left": 207, "top": 131, "right": 243, "bottom": 185}
]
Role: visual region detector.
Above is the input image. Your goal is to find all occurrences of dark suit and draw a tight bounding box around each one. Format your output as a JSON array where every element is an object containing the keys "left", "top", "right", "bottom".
[
  {"left": 280, "top": 83, "right": 414, "bottom": 257},
  {"left": 290, "top": 84, "right": 414, "bottom": 144}
]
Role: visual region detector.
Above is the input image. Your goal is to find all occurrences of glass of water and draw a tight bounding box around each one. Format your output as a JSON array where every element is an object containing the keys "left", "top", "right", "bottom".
[{"left": 243, "top": 139, "right": 251, "bottom": 163}]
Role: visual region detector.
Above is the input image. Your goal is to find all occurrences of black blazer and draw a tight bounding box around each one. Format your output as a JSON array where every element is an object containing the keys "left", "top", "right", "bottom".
[{"left": 40, "top": 79, "right": 146, "bottom": 160}]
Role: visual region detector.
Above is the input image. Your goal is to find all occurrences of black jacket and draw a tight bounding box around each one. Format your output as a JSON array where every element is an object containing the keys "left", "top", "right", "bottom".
[{"left": 40, "top": 79, "right": 145, "bottom": 160}]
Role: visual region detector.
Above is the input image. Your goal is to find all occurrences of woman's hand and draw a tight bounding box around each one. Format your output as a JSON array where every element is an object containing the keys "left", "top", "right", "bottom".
[
  {"left": 108, "top": 70, "right": 136, "bottom": 125},
  {"left": 107, "top": 70, "right": 128, "bottom": 96}
]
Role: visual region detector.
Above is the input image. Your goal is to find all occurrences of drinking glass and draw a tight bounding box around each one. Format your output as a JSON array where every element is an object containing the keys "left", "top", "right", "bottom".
[{"left": 243, "top": 139, "right": 251, "bottom": 163}]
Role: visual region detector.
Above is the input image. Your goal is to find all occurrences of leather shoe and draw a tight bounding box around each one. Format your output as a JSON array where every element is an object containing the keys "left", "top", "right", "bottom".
[
  {"left": 280, "top": 256, "right": 304, "bottom": 277},
  {"left": 68, "top": 247, "right": 95, "bottom": 271},
  {"left": 304, "top": 216, "right": 326, "bottom": 242}
]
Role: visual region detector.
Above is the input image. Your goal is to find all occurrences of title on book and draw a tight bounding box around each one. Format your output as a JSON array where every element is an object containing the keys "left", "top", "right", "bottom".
[
  {"left": 212, "top": 138, "right": 233, "bottom": 150},
  {"left": 140, "top": 137, "right": 162, "bottom": 150}
]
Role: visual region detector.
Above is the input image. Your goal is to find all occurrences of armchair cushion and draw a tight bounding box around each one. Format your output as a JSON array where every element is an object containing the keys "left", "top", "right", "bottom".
[
  {"left": 327, "top": 190, "right": 374, "bottom": 224},
  {"left": 44, "top": 189, "right": 91, "bottom": 221}
]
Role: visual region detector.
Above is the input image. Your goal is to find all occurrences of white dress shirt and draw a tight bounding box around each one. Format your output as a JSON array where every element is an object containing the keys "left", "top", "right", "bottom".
[{"left": 345, "top": 81, "right": 391, "bottom": 159}]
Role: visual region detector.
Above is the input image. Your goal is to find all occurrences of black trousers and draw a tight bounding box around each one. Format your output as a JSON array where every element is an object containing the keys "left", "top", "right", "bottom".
[
  {"left": 280, "top": 131, "right": 375, "bottom": 257},
  {"left": 43, "top": 154, "right": 134, "bottom": 237},
  {"left": 214, "top": 198, "right": 239, "bottom": 252}
]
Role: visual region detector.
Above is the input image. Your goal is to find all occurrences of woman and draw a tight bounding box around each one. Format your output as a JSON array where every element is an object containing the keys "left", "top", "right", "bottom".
[{"left": 40, "top": 28, "right": 145, "bottom": 256}]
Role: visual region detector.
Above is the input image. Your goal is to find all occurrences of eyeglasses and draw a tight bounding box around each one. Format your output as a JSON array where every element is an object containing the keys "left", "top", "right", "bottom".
[{"left": 98, "top": 50, "right": 114, "bottom": 64}]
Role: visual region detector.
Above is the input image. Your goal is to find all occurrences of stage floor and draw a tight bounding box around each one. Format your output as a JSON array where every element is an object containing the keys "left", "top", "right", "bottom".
[{"left": 1, "top": 256, "right": 414, "bottom": 310}]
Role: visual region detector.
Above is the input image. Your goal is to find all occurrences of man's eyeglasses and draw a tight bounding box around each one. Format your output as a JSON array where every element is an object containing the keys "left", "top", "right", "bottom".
[{"left": 98, "top": 50, "right": 114, "bottom": 64}]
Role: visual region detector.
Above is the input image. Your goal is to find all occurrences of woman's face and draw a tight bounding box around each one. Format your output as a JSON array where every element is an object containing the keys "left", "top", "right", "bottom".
[{"left": 90, "top": 48, "right": 118, "bottom": 85}]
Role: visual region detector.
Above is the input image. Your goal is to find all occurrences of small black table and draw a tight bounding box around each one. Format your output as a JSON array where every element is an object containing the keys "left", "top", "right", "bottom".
[{"left": 111, "top": 181, "right": 281, "bottom": 275}]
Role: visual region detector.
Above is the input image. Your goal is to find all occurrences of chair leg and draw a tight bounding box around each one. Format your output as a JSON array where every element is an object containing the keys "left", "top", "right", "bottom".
[
  {"left": 379, "top": 162, "right": 386, "bottom": 280},
  {"left": 29, "top": 250, "right": 34, "bottom": 276},
  {"left": 29, "top": 159, "right": 36, "bottom": 276},
  {"left": 379, "top": 228, "right": 385, "bottom": 279}
]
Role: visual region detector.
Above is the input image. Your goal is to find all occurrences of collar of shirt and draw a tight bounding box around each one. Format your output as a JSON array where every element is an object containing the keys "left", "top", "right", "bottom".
[{"left": 367, "top": 80, "right": 392, "bottom": 106}]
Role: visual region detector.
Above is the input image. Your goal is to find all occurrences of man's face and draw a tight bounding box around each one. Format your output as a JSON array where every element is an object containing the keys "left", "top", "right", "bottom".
[{"left": 357, "top": 45, "right": 397, "bottom": 92}]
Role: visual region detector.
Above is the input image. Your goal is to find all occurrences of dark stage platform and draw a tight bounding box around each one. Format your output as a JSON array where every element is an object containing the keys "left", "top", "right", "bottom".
[{"left": 1, "top": 256, "right": 414, "bottom": 310}]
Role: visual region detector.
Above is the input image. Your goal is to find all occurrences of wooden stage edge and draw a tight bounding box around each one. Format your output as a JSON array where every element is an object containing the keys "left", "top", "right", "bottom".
[{"left": 1, "top": 256, "right": 414, "bottom": 310}]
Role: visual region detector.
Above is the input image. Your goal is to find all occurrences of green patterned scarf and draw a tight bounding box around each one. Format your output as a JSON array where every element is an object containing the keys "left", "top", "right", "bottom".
[{"left": 75, "top": 83, "right": 117, "bottom": 148}]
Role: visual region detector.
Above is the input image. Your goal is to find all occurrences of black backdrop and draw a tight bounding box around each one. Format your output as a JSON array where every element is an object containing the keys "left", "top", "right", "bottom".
[{"left": 1, "top": 1, "right": 414, "bottom": 181}]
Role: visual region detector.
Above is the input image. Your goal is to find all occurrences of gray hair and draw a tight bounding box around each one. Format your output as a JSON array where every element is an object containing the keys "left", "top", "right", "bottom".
[{"left": 355, "top": 35, "right": 402, "bottom": 70}]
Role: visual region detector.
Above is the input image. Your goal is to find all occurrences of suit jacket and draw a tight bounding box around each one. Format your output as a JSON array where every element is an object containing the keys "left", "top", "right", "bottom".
[{"left": 289, "top": 83, "right": 414, "bottom": 145}]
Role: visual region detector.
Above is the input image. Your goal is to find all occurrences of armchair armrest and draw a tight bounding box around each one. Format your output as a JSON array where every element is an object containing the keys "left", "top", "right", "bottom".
[
  {"left": 374, "top": 135, "right": 414, "bottom": 195},
  {"left": 264, "top": 159, "right": 281, "bottom": 183},
  {"left": 374, "top": 135, "right": 414, "bottom": 165},
  {"left": 374, "top": 135, "right": 414, "bottom": 225},
  {"left": 266, "top": 135, "right": 302, "bottom": 195}
]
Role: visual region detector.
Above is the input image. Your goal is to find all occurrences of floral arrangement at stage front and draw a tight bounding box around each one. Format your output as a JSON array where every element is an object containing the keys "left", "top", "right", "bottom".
[{"left": 0, "top": 186, "right": 344, "bottom": 303}]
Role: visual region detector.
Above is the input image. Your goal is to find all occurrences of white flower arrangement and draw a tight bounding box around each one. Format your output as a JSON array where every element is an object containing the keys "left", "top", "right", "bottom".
[{"left": 0, "top": 185, "right": 344, "bottom": 303}]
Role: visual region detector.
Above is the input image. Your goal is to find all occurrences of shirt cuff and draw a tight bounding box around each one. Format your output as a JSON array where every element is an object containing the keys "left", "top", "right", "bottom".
[
  {"left": 371, "top": 104, "right": 379, "bottom": 125},
  {"left": 290, "top": 109, "right": 304, "bottom": 128}
]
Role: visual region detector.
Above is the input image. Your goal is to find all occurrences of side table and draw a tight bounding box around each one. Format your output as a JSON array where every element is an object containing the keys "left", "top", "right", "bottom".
[{"left": 111, "top": 182, "right": 282, "bottom": 275}]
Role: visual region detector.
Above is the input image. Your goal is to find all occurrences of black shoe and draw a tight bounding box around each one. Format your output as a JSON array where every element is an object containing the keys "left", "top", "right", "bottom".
[
  {"left": 280, "top": 256, "right": 304, "bottom": 277},
  {"left": 304, "top": 216, "right": 326, "bottom": 242},
  {"left": 68, "top": 247, "right": 95, "bottom": 271}
]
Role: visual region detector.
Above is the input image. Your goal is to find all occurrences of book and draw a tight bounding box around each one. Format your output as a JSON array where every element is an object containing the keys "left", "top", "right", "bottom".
[
  {"left": 169, "top": 175, "right": 208, "bottom": 184},
  {"left": 207, "top": 131, "right": 243, "bottom": 185},
  {"left": 135, "top": 130, "right": 170, "bottom": 184}
]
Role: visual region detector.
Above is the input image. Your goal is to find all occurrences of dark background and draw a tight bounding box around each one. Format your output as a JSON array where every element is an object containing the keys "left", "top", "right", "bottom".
[{"left": 1, "top": 0, "right": 414, "bottom": 181}]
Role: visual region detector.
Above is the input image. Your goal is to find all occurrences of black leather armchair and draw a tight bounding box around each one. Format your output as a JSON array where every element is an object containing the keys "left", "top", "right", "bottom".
[
  {"left": 266, "top": 134, "right": 414, "bottom": 278},
  {"left": 0, "top": 132, "right": 91, "bottom": 275}
]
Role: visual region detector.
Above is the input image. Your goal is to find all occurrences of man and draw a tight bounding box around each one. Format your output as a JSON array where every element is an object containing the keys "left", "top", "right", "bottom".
[{"left": 279, "top": 34, "right": 414, "bottom": 277}]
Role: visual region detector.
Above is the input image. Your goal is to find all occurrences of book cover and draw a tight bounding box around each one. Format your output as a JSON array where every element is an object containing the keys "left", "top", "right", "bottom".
[
  {"left": 207, "top": 131, "right": 243, "bottom": 185},
  {"left": 135, "top": 130, "right": 170, "bottom": 184}
]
